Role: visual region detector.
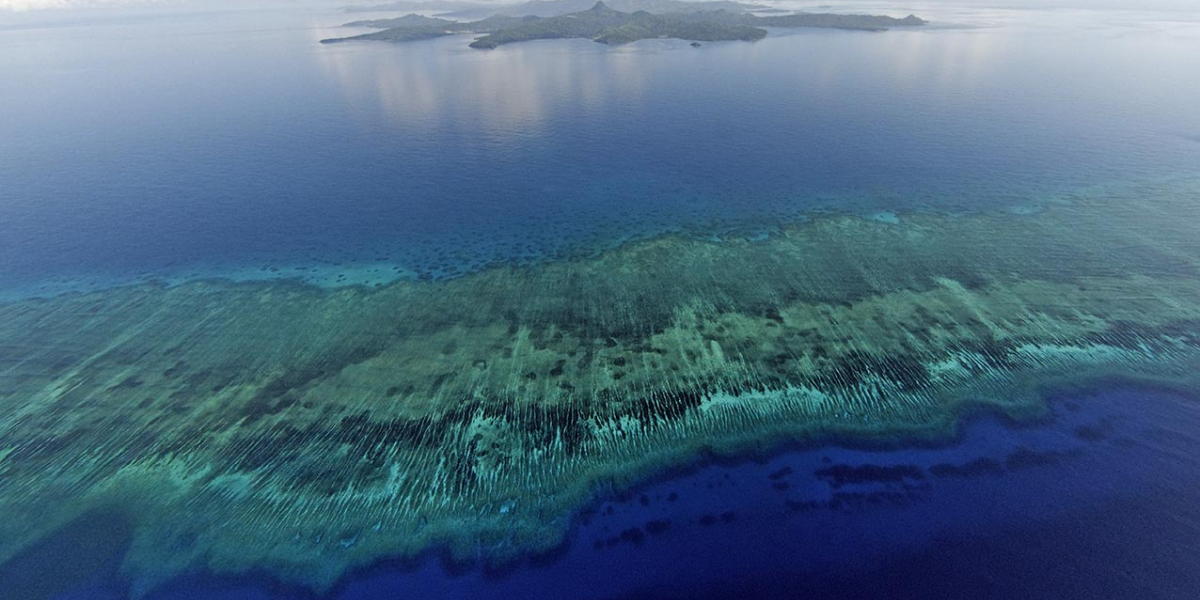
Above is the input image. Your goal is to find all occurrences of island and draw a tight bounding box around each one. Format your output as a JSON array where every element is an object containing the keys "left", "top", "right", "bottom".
[
  {"left": 347, "top": 0, "right": 768, "bottom": 20},
  {"left": 328, "top": 14, "right": 535, "bottom": 44},
  {"left": 320, "top": 2, "right": 927, "bottom": 48}
]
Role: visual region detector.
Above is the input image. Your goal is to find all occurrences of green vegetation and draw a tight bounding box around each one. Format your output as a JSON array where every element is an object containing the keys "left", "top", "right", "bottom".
[
  {"left": 594, "top": 12, "right": 767, "bottom": 45},
  {"left": 347, "top": 0, "right": 767, "bottom": 20},
  {"left": 320, "top": 2, "right": 927, "bottom": 47},
  {"left": 1, "top": 176, "right": 1199, "bottom": 593},
  {"left": 322, "top": 26, "right": 452, "bottom": 44},
  {"left": 321, "top": 14, "right": 533, "bottom": 44}
]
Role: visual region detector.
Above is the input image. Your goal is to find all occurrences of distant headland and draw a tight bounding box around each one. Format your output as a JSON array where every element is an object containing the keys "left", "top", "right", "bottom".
[{"left": 320, "top": 1, "right": 927, "bottom": 48}]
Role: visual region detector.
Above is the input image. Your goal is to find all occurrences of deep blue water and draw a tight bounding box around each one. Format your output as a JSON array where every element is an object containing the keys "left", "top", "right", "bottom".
[
  {"left": 35, "top": 384, "right": 1200, "bottom": 600},
  {"left": 2, "top": 4, "right": 1199, "bottom": 296}
]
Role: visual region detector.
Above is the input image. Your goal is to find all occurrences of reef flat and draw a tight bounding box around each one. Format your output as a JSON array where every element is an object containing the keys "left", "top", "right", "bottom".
[{"left": 2, "top": 178, "right": 1200, "bottom": 594}]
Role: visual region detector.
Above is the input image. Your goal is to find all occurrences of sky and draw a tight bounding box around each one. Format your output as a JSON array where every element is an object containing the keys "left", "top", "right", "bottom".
[
  {"left": 2, "top": 0, "right": 1197, "bottom": 12},
  {"left": 0, "top": 0, "right": 337, "bottom": 10}
]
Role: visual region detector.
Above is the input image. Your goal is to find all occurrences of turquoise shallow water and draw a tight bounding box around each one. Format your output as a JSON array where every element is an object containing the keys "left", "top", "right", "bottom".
[
  {"left": 18, "top": 384, "right": 1200, "bottom": 600},
  {"left": 1, "top": 4, "right": 1199, "bottom": 297}
]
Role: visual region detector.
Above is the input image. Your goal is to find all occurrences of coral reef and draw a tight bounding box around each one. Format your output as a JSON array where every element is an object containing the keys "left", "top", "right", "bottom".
[{"left": 1, "top": 178, "right": 1199, "bottom": 593}]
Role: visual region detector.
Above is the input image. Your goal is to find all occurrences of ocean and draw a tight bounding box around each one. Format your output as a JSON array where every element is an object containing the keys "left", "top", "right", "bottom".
[
  {"left": 2, "top": 3, "right": 1200, "bottom": 599},
  {"left": 2, "top": 3, "right": 1198, "bottom": 296}
]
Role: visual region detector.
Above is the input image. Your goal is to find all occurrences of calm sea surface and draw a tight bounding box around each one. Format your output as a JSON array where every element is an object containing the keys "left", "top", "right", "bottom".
[
  {"left": 1, "top": 3, "right": 1199, "bottom": 296},
  {"left": 2, "top": 3, "right": 1200, "bottom": 599}
]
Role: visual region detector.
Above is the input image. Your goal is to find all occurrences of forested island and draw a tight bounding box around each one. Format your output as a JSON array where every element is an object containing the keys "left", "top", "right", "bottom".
[
  {"left": 320, "top": 1, "right": 927, "bottom": 48},
  {"left": 347, "top": 0, "right": 767, "bottom": 19}
]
